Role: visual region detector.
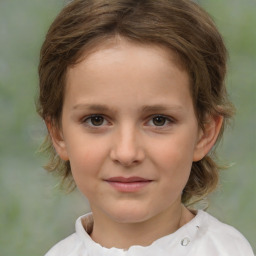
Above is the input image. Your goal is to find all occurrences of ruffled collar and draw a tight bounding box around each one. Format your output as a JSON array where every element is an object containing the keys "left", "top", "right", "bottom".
[{"left": 75, "top": 210, "right": 206, "bottom": 256}]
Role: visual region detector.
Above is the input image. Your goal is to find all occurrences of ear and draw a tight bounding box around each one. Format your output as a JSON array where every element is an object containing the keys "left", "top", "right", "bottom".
[
  {"left": 46, "top": 121, "right": 69, "bottom": 161},
  {"left": 193, "top": 115, "right": 223, "bottom": 162}
]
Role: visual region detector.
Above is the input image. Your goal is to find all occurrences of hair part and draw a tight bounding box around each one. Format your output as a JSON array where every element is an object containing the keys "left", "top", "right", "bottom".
[{"left": 37, "top": 0, "right": 235, "bottom": 205}]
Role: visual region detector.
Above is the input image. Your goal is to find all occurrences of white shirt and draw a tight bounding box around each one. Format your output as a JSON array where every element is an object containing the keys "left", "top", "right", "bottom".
[{"left": 45, "top": 210, "right": 254, "bottom": 256}]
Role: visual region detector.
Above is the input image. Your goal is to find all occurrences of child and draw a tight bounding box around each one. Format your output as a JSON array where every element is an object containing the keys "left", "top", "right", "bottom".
[{"left": 37, "top": 0, "right": 254, "bottom": 255}]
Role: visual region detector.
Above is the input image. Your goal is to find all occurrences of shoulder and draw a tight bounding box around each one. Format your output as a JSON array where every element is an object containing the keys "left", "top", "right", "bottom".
[
  {"left": 44, "top": 213, "right": 93, "bottom": 256},
  {"left": 195, "top": 210, "right": 254, "bottom": 255},
  {"left": 44, "top": 233, "right": 83, "bottom": 256}
]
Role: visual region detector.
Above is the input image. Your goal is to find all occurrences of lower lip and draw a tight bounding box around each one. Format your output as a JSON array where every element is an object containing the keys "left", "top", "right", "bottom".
[{"left": 106, "top": 181, "right": 152, "bottom": 192}]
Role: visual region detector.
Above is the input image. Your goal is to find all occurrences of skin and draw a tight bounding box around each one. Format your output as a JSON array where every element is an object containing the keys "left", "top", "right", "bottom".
[{"left": 49, "top": 38, "right": 222, "bottom": 249}]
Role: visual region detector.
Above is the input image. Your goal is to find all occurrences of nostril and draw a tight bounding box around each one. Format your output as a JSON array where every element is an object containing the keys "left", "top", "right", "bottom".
[
  {"left": 111, "top": 151, "right": 139, "bottom": 167},
  {"left": 110, "top": 129, "right": 145, "bottom": 166},
  {"left": 110, "top": 145, "right": 145, "bottom": 167}
]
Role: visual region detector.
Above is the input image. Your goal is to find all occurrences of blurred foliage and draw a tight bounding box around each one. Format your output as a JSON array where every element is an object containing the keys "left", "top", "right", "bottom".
[{"left": 0, "top": 0, "right": 255, "bottom": 255}]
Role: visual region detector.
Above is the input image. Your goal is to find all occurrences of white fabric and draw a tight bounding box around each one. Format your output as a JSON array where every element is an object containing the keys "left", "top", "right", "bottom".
[{"left": 45, "top": 210, "right": 254, "bottom": 256}]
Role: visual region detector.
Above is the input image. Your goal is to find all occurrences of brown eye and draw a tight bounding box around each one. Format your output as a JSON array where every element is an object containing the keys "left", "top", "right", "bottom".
[
  {"left": 152, "top": 116, "right": 167, "bottom": 126},
  {"left": 90, "top": 116, "right": 104, "bottom": 126},
  {"left": 82, "top": 114, "right": 110, "bottom": 129}
]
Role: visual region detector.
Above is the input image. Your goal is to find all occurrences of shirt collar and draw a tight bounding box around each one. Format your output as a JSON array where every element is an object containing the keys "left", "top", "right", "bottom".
[{"left": 75, "top": 210, "right": 206, "bottom": 256}]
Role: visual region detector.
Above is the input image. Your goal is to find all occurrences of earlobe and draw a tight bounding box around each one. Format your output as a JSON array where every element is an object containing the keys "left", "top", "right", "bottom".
[
  {"left": 193, "top": 115, "right": 223, "bottom": 162},
  {"left": 46, "top": 121, "right": 69, "bottom": 161}
]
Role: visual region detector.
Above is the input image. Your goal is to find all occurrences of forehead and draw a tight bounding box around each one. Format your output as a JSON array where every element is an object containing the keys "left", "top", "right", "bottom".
[
  {"left": 66, "top": 38, "right": 188, "bottom": 91},
  {"left": 64, "top": 38, "right": 193, "bottom": 115},
  {"left": 66, "top": 37, "right": 191, "bottom": 99},
  {"left": 72, "top": 36, "right": 187, "bottom": 72}
]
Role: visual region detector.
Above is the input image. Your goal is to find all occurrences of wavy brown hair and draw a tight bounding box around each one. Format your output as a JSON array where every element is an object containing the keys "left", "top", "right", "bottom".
[{"left": 37, "top": 0, "right": 235, "bottom": 205}]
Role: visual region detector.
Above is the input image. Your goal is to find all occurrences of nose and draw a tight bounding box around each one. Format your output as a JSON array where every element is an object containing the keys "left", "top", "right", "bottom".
[{"left": 110, "top": 125, "right": 145, "bottom": 167}]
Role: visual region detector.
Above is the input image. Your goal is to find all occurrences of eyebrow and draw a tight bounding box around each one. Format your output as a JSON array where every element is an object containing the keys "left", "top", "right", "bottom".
[
  {"left": 72, "top": 103, "right": 184, "bottom": 113},
  {"left": 72, "top": 104, "right": 113, "bottom": 112},
  {"left": 141, "top": 104, "right": 184, "bottom": 113}
]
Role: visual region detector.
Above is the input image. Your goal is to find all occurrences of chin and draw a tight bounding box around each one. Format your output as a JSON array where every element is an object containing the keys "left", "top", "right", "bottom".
[{"left": 107, "top": 205, "right": 153, "bottom": 224}]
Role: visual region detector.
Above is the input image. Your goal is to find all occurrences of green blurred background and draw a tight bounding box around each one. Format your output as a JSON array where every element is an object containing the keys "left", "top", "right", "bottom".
[{"left": 0, "top": 0, "right": 255, "bottom": 255}]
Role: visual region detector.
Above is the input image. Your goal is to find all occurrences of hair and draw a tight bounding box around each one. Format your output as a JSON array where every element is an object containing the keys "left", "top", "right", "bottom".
[{"left": 37, "top": 0, "right": 235, "bottom": 205}]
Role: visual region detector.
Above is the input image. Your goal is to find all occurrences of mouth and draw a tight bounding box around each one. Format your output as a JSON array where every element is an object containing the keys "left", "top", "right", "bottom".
[{"left": 104, "top": 176, "right": 153, "bottom": 192}]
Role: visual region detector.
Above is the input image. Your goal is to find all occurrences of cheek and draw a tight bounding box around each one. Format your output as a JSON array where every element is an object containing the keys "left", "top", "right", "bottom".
[
  {"left": 66, "top": 139, "right": 109, "bottom": 182},
  {"left": 150, "top": 135, "right": 195, "bottom": 186},
  {"left": 152, "top": 135, "right": 196, "bottom": 169},
  {"left": 160, "top": 151, "right": 192, "bottom": 198},
  {"left": 69, "top": 149, "right": 103, "bottom": 196}
]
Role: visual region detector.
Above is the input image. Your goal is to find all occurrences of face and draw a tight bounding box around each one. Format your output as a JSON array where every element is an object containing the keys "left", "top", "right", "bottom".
[{"left": 52, "top": 38, "right": 208, "bottom": 225}]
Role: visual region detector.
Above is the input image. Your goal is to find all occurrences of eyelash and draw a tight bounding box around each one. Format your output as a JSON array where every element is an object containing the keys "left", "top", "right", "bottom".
[
  {"left": 82, "top": 114, "right": 110, "bottom": 127},
  {"left": 81, "top": 114, "right": 175, "bottom": 128},
  {"left": 147, "top": 115, "right": 175, "bottom": 128}
]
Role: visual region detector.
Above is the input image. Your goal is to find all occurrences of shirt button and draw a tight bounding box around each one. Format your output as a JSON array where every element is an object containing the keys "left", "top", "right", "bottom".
[{"left": 181, "top": 237, "right": 190, "bottom": 246}]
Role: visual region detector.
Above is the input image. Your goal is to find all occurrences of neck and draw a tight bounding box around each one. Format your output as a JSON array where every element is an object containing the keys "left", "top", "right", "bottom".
[{"left": 90, "top": 204, "right": 194, "bottom": 249}]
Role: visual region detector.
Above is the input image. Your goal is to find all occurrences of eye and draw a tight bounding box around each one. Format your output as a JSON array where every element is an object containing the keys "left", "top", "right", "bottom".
[
  {"left": 152, "top": 116, "right": 167, "bottom": 126},
  {"left": 83, "top": 115, "right": 107, "bottom": 127},
  {"left": 147, "top": 115, "right": 173, "bottom": 127}
]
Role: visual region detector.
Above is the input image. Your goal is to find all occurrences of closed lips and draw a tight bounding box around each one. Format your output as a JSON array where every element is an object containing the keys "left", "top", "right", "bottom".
[
  {"left": 105, "top": 177, "right": 152, "bottom": 183},
  {"left": 104, "top": 176, "right": 153, "bottom": 192}
]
